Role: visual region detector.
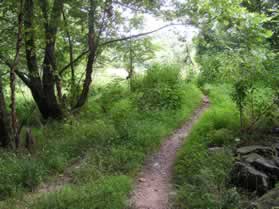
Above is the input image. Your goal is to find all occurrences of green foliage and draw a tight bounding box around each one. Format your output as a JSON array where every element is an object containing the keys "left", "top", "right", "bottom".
[
  {"left": 231, "top": 83, "right": 278, "bottom": 130},
  {"left": 181, "top": 0, "right": 278, "bottom": 124},
  {"left": 231, "top": 80, "right": 253, "bottom": 128},
  {"left": 231, "top": 80, "right": 252, "bottom": 111},
  {"left": 244, "top": 87, "right": 278, "bottom": 129},
  {"left": 109, "top": 98, "right": 134, "bottom": 139},
  {"left": 113, "top": 37, "right": 158, "bottom": 70},
  {"left": 207, "top": 128, "right": 235, "bottom": 147},
  {"left": 0, "top": 153, "right": 22, "bottom": 200},
  {"left": 97, "top": 81, "right": 129, "bottom": 113},
  {"left": 0, "top": 63, "right": 203, "bottom": 208},
  {"left": 104, "top": 147, "right": 145, "bottom": 175},
  {"left": 32, "top": 176, "right": 132, "bottom": 209},
  {"left": 174, "top": 85, "right": 240, "bottom": 209},
  {"left": 0, "top": 154, "right": 46, "bottom": 199},
  {"left": 136, "top": 64, "right": 185, "bottom": 111},
  {"left": 20, "top": 160, "right": 45, "bottom": 190}
]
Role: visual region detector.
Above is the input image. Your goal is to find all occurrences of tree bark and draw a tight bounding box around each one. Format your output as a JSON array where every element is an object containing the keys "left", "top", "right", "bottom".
[
  {"left": 0, "top": 77, "right": 12, "bottom": 147},
  {"left": 10, "top": 0, "right": 24, "bottom": 148},
  {"left": 74, "top": 0, "right": 97, "bottom": 109},
  {"left": 41, "top": 0, "right": 64, "bottom": 117},
  {"left": 22, "top": 0, "right": 63, "bottom": 119},
  {"left": 62, "top": 10, "right": 75, "bottom": 97}
]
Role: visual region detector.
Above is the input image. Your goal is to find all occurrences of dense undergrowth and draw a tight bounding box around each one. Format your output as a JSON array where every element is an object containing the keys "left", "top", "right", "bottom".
[
  {"left": 174, "top": 85, "right": 241, "bottom": 209},
  {"left": 0, "top": 64, "right": 203, "bottom": 209}
]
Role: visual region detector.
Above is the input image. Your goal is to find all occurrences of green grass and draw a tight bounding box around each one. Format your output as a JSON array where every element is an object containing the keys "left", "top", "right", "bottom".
[
  {"left": 31, "top": 176, "right": 132, "bottom": 209},
  {"left": 173, "top": 84, "right": 241, "bottom": 209},
  {"left": 0, "top": 64, "right": 203, "bottom": 209}
]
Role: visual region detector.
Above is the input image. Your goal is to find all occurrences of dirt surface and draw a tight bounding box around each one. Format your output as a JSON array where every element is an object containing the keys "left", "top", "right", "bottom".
[{"left": 130, "top": 97, "right": 209, "bottom": 209}]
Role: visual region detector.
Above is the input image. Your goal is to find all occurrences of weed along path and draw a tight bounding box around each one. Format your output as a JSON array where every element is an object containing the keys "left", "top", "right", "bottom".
[{"left": 130, "top": 97, "right": 209, "bottom": 209}]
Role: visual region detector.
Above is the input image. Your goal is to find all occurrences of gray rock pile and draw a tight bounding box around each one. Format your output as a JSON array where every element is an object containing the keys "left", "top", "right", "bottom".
[
  {"left": 249, "top": 187, "right": 279, "bottom": 209},
  {"left": 230, "top": 144, "right": 279, "bottom": 195}
]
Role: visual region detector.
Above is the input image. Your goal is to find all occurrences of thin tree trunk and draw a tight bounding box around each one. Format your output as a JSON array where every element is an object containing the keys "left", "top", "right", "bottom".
[
  {"left": 128, "top": 38, "right": 134, "bottom": 91},
  {"left": 62, "top": 10, "right": 75, "bottom": 96},
  {"left": 74, "top": 53, "right": 95, "bottom": 109},
  {"left": 56, "top": 79, "right": 63, "bottom": 104},
  {"left": 10, "top": 0, "right": 24, "bottom": 148},
  {"left": 74, "top": 0, "right": 96, "bottom": 109},
  {"left": 0, "top": 77, "right": 12, "bottom": 147},
  {"left": 240, "top": 107, "right": 244, "bottom": 133}
]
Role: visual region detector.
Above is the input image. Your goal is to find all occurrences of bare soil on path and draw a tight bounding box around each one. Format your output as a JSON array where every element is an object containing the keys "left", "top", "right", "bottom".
[{"left": 129, "top": 97, "right": 209, "bottom": 209}]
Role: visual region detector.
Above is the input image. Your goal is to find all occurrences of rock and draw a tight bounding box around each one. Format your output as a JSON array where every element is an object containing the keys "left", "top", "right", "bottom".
[
  {"left": 203, "top": 97, "right": 210, "bottom": 104},
  {"left": 153, "top": 162, "right": 160, "bottom": 168},
  {"left": 250, "top": 187, "right": 279, "bottom": 209},
  {"left": 236, "top": 146, "right": 274, "bottom": 158},
  {"left": 243, "top": 153, "right": 264, "bottom": 163},
  {"left": 230, "top": 162, "right": 270, "bottom": 195},
  {"left": 271, "top": 127, "right": 279, "bottom": 135},
  {"left": 139, "top": 178, "right": 146, "bottom": 183},
  {"left": 274, "top": 143, "right": 279, "bottom": 154},
  {"left": 243, "top": 153, "right": 279, "bottom": 182},
  {"left": 208, "top": 147, "right": 224, "bottom": 152}
]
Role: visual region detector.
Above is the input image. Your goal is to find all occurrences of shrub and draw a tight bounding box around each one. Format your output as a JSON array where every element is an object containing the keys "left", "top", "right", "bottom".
[
  {"left": 199, "top": 83, "right": 212, "bottom": 96},
  {"left": 136, "top": 64, "right": 185, "bottom": 111},
  {"left": 109, "top": 98, "right": 135, "bottom": 139},
  {"left": 0, "top": 153, "right": 22, "bottom": 200},
  {"left": 244, "top": 86, "right": 278, "bottom": 130},
  {"left": 20, "top": 159, "right": 46, "bottom": 190},
  {"left": 0, "top": 154, "right": 46, "bottom": 198},
  {"left": 206, "top": 128, "right": 235, "bottom": 147},
  {"left": 175, "top": 146, "right": 237, "bottom": 209},
  {"left": 98, "top": 81, "right": 129, "bottom": 113},
  {"left": 41, "top": 149, "right": 69, "bottom": 173}
]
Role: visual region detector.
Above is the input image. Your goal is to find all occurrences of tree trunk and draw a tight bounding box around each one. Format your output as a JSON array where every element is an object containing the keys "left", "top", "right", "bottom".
[
  {"left": 62, "top": 10, "right": 75, "bottom": 100},
  {"left": 41, "top": 0, "right": 64, "bottom": 118},
  {"left": 10, "top": 0, "right": 24, "bottom": 148},
  {"left": 22, "top": 0, "right": 63, "bottom": 119},
  {"left": 0, "top": 77, "right": 12, "bottom": 147},
  {"left": 75, "top": 53, "right": 95, "bottom": 109},
  {"left": 74, "top": 0, "right": 96, "bottom": 109}
]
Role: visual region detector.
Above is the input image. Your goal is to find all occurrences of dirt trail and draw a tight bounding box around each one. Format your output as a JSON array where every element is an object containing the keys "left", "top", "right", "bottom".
[{"left": 130, "top": 97, "right": 209, "bottom": 209}]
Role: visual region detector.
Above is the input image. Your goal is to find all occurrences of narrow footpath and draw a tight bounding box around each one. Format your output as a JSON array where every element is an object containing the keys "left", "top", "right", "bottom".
[{"left": 130, "top": 97, "right": 209, "bottom": 209}]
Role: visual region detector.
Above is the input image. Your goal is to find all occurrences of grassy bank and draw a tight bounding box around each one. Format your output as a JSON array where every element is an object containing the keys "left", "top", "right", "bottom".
[
  {"left": 173, "top": 85, "right": 241, "bottom": 209},
  {"left": 0, "top": 64, "right": 203, "bottom": 209}
]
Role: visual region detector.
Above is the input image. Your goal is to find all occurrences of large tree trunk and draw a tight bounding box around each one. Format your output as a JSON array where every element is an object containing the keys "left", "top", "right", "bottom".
[
  {"left": 41, "top": 0, "right": 64, "bottom": 117},
  {"left": 0, "top": 77, "right": 12, "bottom": 147},
  {"left": 23, "top": 0, "right": 63, "bottom": 119}
]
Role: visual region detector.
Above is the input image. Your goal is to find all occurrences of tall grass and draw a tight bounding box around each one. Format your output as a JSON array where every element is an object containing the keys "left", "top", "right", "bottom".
[{"left": 0, "top": 64, "right": 203, "bottom": 209}]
